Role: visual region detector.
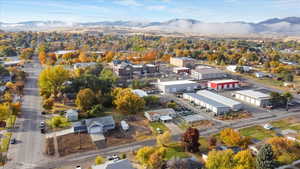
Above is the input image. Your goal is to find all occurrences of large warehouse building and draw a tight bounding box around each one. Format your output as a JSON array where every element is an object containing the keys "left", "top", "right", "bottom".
[
  {"left": 191, "top": 66, "right": 226, "bottom": 80},
  {"left": 234, "top": 90, "right": 270, "bottom": 107},
  {"left": 197, "top": 90, "right": 243, "bottom": 111},
  {"left": 157, "top": 80, "right": 199, "bottom": 94},
  {"left": 207, "top": 79, "right": 240, "bottom": 91},
  {"left": 183, "top": 93, "right": 230, "bottom": 115}
]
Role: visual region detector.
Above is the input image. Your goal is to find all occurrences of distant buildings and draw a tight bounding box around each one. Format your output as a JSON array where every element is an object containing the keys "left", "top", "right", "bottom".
[
  {"left": 207, "top": 79, "right": 240, "bottom": 91},
  {"left": 110, "top": 60, "right": 159, "bottom": 78},
  {"left": 156, "top": 80, "right": 199, "bottom": 94},
  {"left": 173, "top": 67, "right": 190, "bottom": 74},
  {"left": 170, "top": 57, "right": 196, "bottom": 68},
  {"left": 234, "top": 90, "right": 270, "bottom": 107},
  {"left": 227, "top": 65, "right": 252, "bottom": 73},
  {"left": 191, "top": 66, "right": 226, "bottom": 80},
  {"left": 73, "top": 62, "right": 97, "bottom": 69},
  {"left": 65, "top": 109, "right": 78, "bottom": 122}
]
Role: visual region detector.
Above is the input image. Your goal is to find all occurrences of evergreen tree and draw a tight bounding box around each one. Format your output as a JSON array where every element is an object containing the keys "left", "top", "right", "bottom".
[{"left": 256, "top": 144, "right": 276, "bottom": 169}]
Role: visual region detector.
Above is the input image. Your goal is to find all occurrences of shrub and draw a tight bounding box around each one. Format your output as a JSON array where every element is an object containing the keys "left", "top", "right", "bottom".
[
  {"left": 46, "top": 116, "right": 70, "bottom": 129},
  {"left": 95, "top": 155, "right": 105, "bottom": 165}
]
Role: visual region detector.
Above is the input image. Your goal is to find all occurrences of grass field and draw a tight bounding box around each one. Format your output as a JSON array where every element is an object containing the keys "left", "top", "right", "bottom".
[
  {"left": 164, "top": 143, "right": 189, "bottom": 160},
  {"left": 239, "top": 125, "right": 276, "bottom": 140},
  {"left": 271, "top": 119, "right": 300, "bottom": 132},
  {"left": 149, "top": 122, "right": 169, "bottom": 134}
]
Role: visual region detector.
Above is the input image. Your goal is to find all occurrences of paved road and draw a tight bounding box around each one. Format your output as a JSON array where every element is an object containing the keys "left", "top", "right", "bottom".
[{"left": 5, "top": 59, "right": 47, "bottom": 169}]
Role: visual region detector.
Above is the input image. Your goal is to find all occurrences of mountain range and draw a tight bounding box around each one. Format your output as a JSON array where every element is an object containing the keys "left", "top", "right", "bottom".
[{"left": 1, "top": 17, "right": 300, "bottom": 36}]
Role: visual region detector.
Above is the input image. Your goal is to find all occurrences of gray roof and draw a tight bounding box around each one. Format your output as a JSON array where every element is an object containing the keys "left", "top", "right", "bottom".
[
  {"left": 235, "top": 90, "right": 270, "bottom": 99},
  {"left": 197, "top": 90, "right": 241, "bottom": 108},
  {"left": 192, "top": 68, "right": 223, "bottom": 74},
  {"left": 85, "top": 116, "right": 115, "bottom": 128},
  {"left": 92, "top": 159, "right": 135, "bottom": 169},
  {"left": 184, "top": 93, "right": 229, "bottom": 108}
]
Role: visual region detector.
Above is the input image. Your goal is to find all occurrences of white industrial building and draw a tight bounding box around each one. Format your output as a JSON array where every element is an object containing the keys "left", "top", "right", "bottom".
[
  {"left": 234, "top": 90, "right": 270, "bottom": 107},
  {"left": 197, "top": 90, "right": 243, "bottom": 111},
  {"left": 157, "top": 80, "right": 199, "bottom": 94},
  {"left": 191, "top": 66, "right": 226, "bottom": 80},
  {"left": 183, "top": 93, "right": 230, "bottom": 115}
]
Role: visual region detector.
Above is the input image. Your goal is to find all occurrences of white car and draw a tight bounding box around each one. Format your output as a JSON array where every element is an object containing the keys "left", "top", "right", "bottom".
[{"left": 263, "top": 124, "right": 273, "bottom": 130}]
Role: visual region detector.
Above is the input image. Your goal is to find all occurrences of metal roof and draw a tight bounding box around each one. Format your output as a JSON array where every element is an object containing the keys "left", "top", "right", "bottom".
[
  {"left": 197, "top": 90, "right": 242, "bottom": 108},
  {"left": 184, "top": 93, "right": 229, "bottom": 108},
  {"left": 158, "top": 80, "right": 197, "bottom": 86},
  {"left": 235, "top": 90, "right": 270, "bottom": 99},
  {"left": 208, "top": 79, "right": 239, "bottom": 84}
]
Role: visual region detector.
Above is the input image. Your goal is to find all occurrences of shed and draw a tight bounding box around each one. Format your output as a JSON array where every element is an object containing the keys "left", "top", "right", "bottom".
[{"left": 65, "top": 109, "right": 78, "bottom": 121}]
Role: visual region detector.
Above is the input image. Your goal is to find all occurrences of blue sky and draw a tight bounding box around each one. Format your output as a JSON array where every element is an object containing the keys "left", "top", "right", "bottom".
[{"left": 0, "top": 0, "right": 299, "bottom": 23}]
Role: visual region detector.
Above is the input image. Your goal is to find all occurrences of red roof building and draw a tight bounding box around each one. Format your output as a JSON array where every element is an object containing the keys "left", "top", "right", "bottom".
[{"left": 208, "top": 79, "right": 240, "bottom": 90}]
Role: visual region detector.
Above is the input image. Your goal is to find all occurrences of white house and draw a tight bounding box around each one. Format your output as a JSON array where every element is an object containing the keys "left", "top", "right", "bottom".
[
  {"left": 85, "top": 116, "right": 115, "bottom": 134},
  {"left": 65, "top": 109, "right": 78, "bottom": 121},
  {"left": 144, "top": 108, "right": 176, "bottom": 122}
]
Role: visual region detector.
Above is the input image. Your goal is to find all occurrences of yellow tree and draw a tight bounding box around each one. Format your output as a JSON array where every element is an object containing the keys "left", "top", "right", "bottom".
[
  {"left": 114, "top": 90, "right": 145, "bottom": 114},
  {"left": 79, "top": 51, "right": 89, "bottom": 62},
  {"left": 39, "top": 50, "right": 47, "bottom": 64},
  {"left": 38, "top": 66, "right": 70, "bottom": 98},
  {"left": 0, "top": 103, "right": 11, "bottom": 121},
  {"left": 234, "top": 150, "right": 255, "bottom": 169},
  {"left": 95, "top": 155, "right": 105, "bottom": 165},
  {"left": 206, "top": 149, "right": 235, "bottom": 169},
  {"left": 75, "top": 88, "right": 97, "bottom": 112},
  {"left": 136, "top": 146, "right": 156, "bottom": 166},
  {"left": 148, "top": 147, "right": 167, "bottom": 169},
  {"left": 220, "top": 128, "right": 243, "bottom": 147},
  {"left": 156, "top": 131, "right": 171, "bottom": 147}
]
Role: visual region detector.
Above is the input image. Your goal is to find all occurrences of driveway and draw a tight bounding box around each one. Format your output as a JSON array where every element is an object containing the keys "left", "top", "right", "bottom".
[{"left": 165, "top": 122, "right": 183, "bottom": 135}]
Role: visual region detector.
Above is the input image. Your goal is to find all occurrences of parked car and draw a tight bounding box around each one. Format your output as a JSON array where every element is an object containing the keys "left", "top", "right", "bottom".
[
  {"left": 41, "top": 111, "right": 47, "bottom": 115},
  {"left": 75, "top": 166, "right": 82, "bottom": 169},
  {"left": 156, "top": 128, "right": 163, "bottom": 134},
  {"left": 10, "top": 138, "right": 16, "bottom": 144},
  {"left": 263, "top": 124, "right": 273, "bottom": 130}
]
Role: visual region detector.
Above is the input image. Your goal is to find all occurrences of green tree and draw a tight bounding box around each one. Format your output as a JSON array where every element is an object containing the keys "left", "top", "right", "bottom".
[
  {"left": 46, "top": 116, "right": 70, "bottom": 129},
  {"left": 100, "top": 68, "right": 118, "bottom": 84},
  {"left": 38, "top": 66, "right": 70, "bottom": 97},
  {"left": 75, "top": 88, "right": 97, "bottom": 111},
  {"left": 256, "top": 144, "right": 277, "bottom": 169},
  {"left": 88, "top": 104, "right": 104, "bottom": 117}
]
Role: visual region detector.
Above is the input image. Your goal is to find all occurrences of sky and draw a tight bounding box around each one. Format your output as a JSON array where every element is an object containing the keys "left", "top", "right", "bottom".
[{"left": 0, "top": 0, "right": 300, "bottom": 23}]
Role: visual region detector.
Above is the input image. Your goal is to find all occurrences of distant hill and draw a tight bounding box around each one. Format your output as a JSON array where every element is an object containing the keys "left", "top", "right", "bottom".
[{"left": 1, "top": 17, "right": 300, "bottom": 36}]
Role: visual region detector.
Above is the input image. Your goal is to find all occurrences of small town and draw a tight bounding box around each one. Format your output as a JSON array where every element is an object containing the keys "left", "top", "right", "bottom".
[{"left": 1, "top": 1, "right": 300, "bottom": 169}]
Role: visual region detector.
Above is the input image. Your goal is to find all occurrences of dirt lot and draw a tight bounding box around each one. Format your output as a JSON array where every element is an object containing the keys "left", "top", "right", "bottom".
[
  {"left": 105, "top": 116, "right": 152, "bottom": 147},
  {"left": 45, "top": 137, "right": 55, "bottom": 156},
  {"left": 57, "top": 133, "right": 97, "bottom": 156}
]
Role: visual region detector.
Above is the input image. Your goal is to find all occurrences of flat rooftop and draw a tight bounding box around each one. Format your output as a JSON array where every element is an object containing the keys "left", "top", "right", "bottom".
[
  {"left": 184, "top": 93, "right": 229, "bottom": 108},
  {"left": 158, "top": 80, "right": 197, "bottom": 86},
  {"left": 209, "top": 79, "right": 239, "bottom": 84},
  {"left": 197, "top": 90, "right": 242, "bottom": 107},
  {"left": 172, "top": 57, "right": 195, "bottom": 61},
  {"left": 235, "top": 90, "right": 270, "bottom": 99}
]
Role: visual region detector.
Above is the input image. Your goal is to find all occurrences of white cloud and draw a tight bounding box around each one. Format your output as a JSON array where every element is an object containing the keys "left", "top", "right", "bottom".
[{"left": 114, "top": 0, "right": 142, "bottom": 6}]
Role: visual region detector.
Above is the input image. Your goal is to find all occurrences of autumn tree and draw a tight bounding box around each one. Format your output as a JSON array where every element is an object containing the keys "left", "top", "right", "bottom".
[
  {"left": 95, "top": 155, "right": 105, "bottom": 165},
  {"left": 256, "top": 144, "right": 277, "bottom": 169},
  {"left": 206, "top": 149, "right": 235, "bottom": 169},
  {"left": 181, "top": 127, "right": 200, "bottom": 153},
  {"left": 39, "top": 50, "right": 47, "bottom": 64},
  {"left": 234, "top": 150, "right": 255, "bottom": 169},
  {"left": 220, "top": 128, "right": 250, "bottom": 148},
  {"left": 156, "top": 131, "right": 171, "bottom": 147},
  {"left": 19, "top": 48, "right": 34, "bottom": 60},
  {"left": 79, "top": 51, "right": 89, "bottom": 62},
  {"left": 75, "top": 88, "right": 97, "bottom": 112},
  {"left": 43, "top": 98, "right": 54, "bottom": 110},
  {"left": 113, "top": 88, "right": 145, "bottom": 114},
  {"left": 208, "top": 136, "right": 217, "bottom": 149},
  {"left": 0, "top": 103, "right": 11, "bottom": 121},
  {"left": 136, "top": 146, "right": 156, "bottom": 167},
  {"left": 148, "top": 147, "right": 167, "bottom": 169},
  {"left": 38, "top": 66, "right": 70, "bottom": 98}
]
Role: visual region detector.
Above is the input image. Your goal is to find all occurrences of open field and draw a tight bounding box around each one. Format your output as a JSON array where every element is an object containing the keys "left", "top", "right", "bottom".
[
  {"left": 271, "top": 116, "right": 300, "bottom": 132},
  {"left": 239, "top": 125, "right": 276, "bottom": 140}
]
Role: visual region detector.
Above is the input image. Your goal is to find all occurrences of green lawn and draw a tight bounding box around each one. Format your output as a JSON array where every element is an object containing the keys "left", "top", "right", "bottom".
[
  {"left": 239, "top": 125, "right": 276, "bottom": 141},
  {"left": 164, "top": 143, "right": 189, "bottom": 160},
  {"left": 271, "top": 119, "right": 300, "bottom": 132},
  {"left": 149, "top": 122, "right": 169, "bottom": 134},
  {"left": 199, "top": 137, "right": 209, "bottom": 152}
]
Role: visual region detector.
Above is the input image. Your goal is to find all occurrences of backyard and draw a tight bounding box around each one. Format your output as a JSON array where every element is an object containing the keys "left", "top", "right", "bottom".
[{"left": 239, "top": 125, "right": 276, "bottom": 141}]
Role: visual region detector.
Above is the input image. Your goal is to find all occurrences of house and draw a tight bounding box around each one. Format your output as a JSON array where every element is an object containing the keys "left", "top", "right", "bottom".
[
  {"left": 170, "top": 57, "right": 196, "bottom": 68},
  {"left": 86, "top": 116, "right": 115, "bottom": 134},
  {"left": 73, "top": 116, "right": 115, "bottom": 134},
  {"left": 3, "top": 60, "right": 22, "bottom": 67},
  {"left": 207, "top": 79, "right": 240, "bottom": 91},
  {"left": 91, "top": 159, "right": 135, "bottom": 169},
  {"left": 197, "top": 90, "right": 243, "bottom": 111},
  {"left": 144, "top": 108, "right": 176, "bottom": 122},
  {"left": 166, "top": 157, "right": 203, "bottom": 169},
  {"left": 182, "top": 114, "right": 207, "bottom": 125},
  {"left": 234, "top": 90, "right": 270, "bottom": 107},
  {"left": 156, "top": 79, "right": 199, "bottom": 94},
  {"left": 73, "top": 62, "right": 97, "bottom": 69},
  {"left": 173, "top": 67, "right": 190, "bottom": 74},
  {"left": 54, "top": 50, "right": 76, "bottom": 58},
  {"left": 191, "top": 66, "right": 226, "bottom": 80},
  {"left": 65, "top": 109, "right": 78, "bottom": 121},
  {"left": 183, "top": 93, "right": 231, "bottom": 115}
]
